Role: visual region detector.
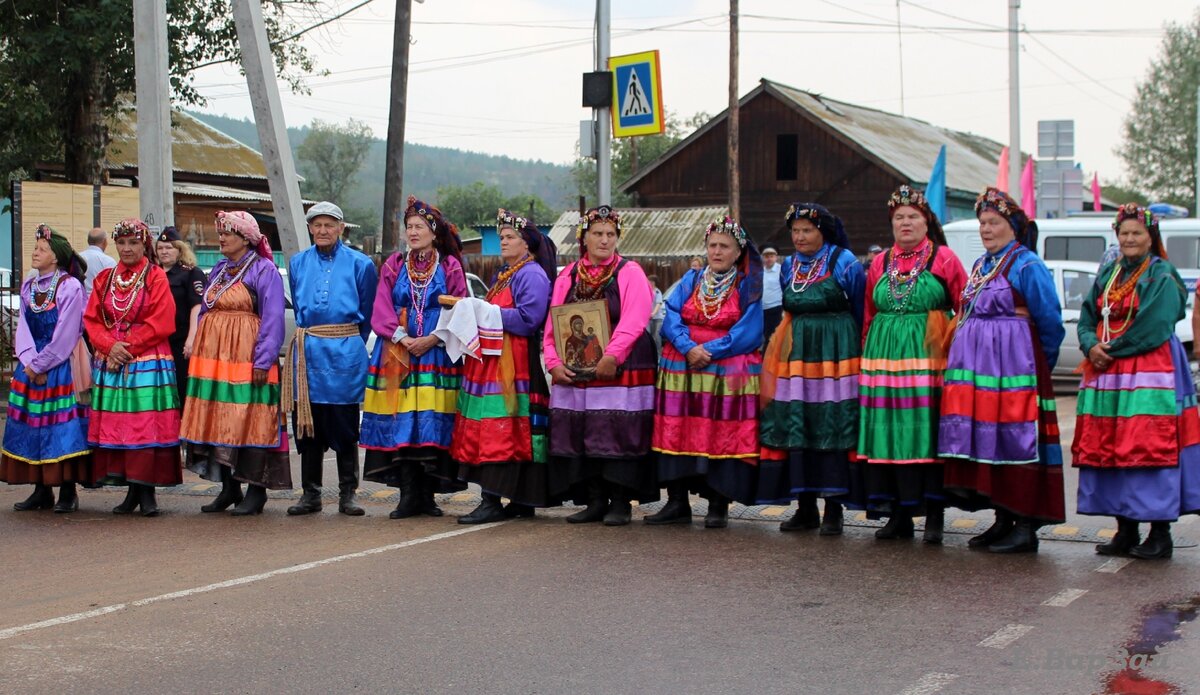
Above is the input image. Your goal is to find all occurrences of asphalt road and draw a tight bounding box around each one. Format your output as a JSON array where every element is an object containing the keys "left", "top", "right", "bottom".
[{"left": 1, "top": 396, "right": 1198, "bottom": 694}]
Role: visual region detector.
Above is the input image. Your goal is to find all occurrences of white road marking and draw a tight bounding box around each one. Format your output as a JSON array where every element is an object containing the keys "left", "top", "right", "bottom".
[
  {"left": 0, "top": 522, "right": 506, "bottom": 642},
  {"left": 978, "top": 624, "right": 1034, "bottom": 649},
  {"left": 897, "top": 672, "right": 959, "bottom": 695},
  {"left": 1095, "top": 558, "right": 1133, "bottom": 573},
  {"left": 1042, "top": 588, "right": 1088, "bottom": 607}
]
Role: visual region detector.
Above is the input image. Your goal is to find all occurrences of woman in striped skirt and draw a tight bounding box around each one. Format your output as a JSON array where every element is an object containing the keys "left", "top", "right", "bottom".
[
  {"left": 859, "top": 186, "right": 966, "bottom": 543},
  {"left": 180, "top": 211, "right": 290, "bottom": 515},
  {"left": 759, "top": 203, "right": 865, "bottom": 535},
  {"left": 646, "top": 216, "right": 763, "bottom": 528},
  {"left": 83, "top": 218, "right": 182, "bottom": 517}
]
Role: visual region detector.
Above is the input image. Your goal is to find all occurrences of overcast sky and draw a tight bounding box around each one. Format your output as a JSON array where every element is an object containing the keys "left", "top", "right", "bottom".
[{"left": 191, "top": 0, "right": 1198, "bottom": 188}]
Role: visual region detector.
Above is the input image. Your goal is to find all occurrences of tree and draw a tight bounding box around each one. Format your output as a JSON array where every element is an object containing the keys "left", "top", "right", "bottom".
[
  {"left": 296, "top": 119, "right": 373, "bottom": 203},
  {"left": 0, "top": 0, "right": 326, "bottom": 190},
  {"left": 572, "top": 111, "right": 711, "bottom": 208},
  {"left": 435, "top": 182, "right": 557, "bottom": 231},
  {"left": 1117, "top": 10, "right": 1200, "bottom": 209}
]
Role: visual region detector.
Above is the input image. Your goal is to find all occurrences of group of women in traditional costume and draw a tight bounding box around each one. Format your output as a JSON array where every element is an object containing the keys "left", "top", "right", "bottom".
[{"left": 3, "top": 192, "right": 1196, "bottom": 560}]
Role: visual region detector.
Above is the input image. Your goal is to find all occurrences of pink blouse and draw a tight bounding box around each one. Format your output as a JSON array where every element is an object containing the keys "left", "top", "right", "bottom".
[{"left": 543, "top": 255, "right": 653, "bottom": 371}]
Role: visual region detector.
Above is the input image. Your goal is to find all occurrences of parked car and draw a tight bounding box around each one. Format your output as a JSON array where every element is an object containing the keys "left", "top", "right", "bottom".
[{"left": 1044, "top": 259, "right": 1194, "bottom": 380}]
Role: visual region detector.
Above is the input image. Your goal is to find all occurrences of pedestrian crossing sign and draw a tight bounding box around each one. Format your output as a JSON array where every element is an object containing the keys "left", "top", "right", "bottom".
[{"left": 609, "top": 50, "right": 665, "bottom": 138}]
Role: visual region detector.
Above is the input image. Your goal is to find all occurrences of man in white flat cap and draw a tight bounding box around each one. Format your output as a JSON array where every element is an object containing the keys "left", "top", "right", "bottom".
[{"left": 283, "top": 201, "right": 379, "bottom": 516}]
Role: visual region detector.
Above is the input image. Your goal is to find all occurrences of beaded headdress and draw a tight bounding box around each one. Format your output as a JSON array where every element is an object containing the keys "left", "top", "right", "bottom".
[
  {"left": 404, "top": 195, "right": 462, "bottom": 260},
  {"left": 578, "top": 205, "right": 621, "bottom": 238},
  {"left": 405, "top": 195, "right": 443, "bottom": 232},
  {"left": 498, "top": 207, "right": 557, "bottom": 281},
  {"left": 785, "top": 202, "right": 851, "bottom": 250},
  {"left": 974, "top": 186, "right": 1034, "bottom": 251},
  {"left": 1112, "top": 202, "right": 1166, "bottom": 259},
  {"left": 885, "top": 185, "right": 947, "bottom": 247},
  {"left": 704, "top": 215, "right": 748, "bottom": 248},
  {"left": 496, "top": 208, "right": 528, "bottom": 232},
  {"left": 112, "top": 217, "right": 150, "bottom": 241}
]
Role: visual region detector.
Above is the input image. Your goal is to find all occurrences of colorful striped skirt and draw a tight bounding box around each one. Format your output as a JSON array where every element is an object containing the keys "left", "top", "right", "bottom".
[
  {"left": 88, "top": 341, "right": 182, "bottom": 486},
  {"left": 361, "top": 340, "right": 460, "bottom": 451},
  {"left": 652, "top": 327, "right": 760, "bottom": 504},
  {"left": 180, "top": 300, "right": 291, "bottom": 490},
  {"left": 0, "top": 352, "right": 94, "bottom": 485},
  {"left": 1074, "top": 337, "right": 1200, "bottom": 521}
]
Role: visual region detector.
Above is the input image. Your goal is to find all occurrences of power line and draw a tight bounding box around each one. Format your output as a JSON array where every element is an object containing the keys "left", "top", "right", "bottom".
[{"left": 1023, "top": 31, "right": 1133, "bottom": 103}]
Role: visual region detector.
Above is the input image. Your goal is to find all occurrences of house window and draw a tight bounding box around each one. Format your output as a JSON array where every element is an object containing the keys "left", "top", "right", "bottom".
[{"left": 776, "top": 134, "right": 798, "bottom": 181}]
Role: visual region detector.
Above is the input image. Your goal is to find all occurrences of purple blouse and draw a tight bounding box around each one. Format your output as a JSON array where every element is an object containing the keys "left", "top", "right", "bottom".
[
  {"left": 16, "top": 271, "right": 85, "bottom": 374},
  {"left": 497, "top": 262, "right": 552, "bottom": 337},
  {"left": 200, "top": 254, "right": 286, "bottom": 371}
]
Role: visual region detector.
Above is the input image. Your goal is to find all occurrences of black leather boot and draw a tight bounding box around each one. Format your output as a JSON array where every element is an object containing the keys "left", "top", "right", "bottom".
[
  {"left": 503, "top": 502, "right": 535, "bottom": 518},
  {"left": 1129, "top": 521, "right": 1173, "bottom": 560},
  {"left": 13, "top": 483, "right": 54, "bottom": 511},
  {"left": 335, "top": 449, "right": 364, "bottom": 516},
  {"left": 459, "top": 493, "right": 506, "bottom": 525},
  {"left": 875, "top": 512, "right": 914, "bottom": 539},
  {"left": 989, "top": 517, "right": 1040, "bottom": 553},
  {"left": 644, "top": 483, "right": 691, "bottom": 525},
  {"left": 566, "top": 480, "right": 609, "bottom": 524},
  {"left": 287, "top": 450, "right": 324, "bottom": 516},
  {"left": 138, "top": 485, "right": 160, "bottom": 517},
  {"left": 1095, "top": 516, "right": 1141, "bottom": 556},
  {"left": 201, "top": 467, "right": 243, "bottom": 513},
  {"left": 53, "top": 483, "right": 78, "bottom": 513},
  {"left": 389, "top": 463, "right": 424, "bottom": 519},
  {"left": 112, "top": 485, "right": 140, "bottom": 514},
  {"left": 704, "top": 495, "right": 730, "bottom": 529},
  {"left": 418, "top": 471, "right": 444, "bottom": 517},
  {"left": 923, "top": 503, "right": 945, "bottom": 545},
  {"left": 819, "top": 500, "right": 844, "bottom": 536},
  {"left": 602, "top": 491, "right": 632, "bottom": 526},
  {"left": 231, "top": 484, "right": 268, "bottom": 516},
  {"left": 969, "top": 509, "right": 1015, "bottom": 549},
  {"left": 780, "top": 494, "right": 821, "bottom": 531}
]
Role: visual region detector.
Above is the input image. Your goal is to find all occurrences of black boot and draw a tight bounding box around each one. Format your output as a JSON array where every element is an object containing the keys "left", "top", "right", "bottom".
[
  {"left": 13, "top": 483, "right": 54, "bottom": 511},
  {"left": 112, "top": 485, "right": 140, "bottom": 514},
  {"left": 389, "top": 463, "right": 424, "bottom": 519},
  {"left": 503, "top": 502, "right": 535, "bottom": 519},
  {"left": 602, "top": 491, "right": 632, "bottom": 527},
  {"left": 418, "top": 471, "right": 444, "bottom": 517},
  {"left": 459, "top": 493, "right": 506, "bottom": 525},
  {"left": 53, "top": 483, "right": 78, "bottom": 514},
  {"left": 989, "top": 517, "right": 1040, "bottom": 554},
  {"left": 335, "top": 448, "right": 364, "bottom": 516},
  {"left": 875, "top": 512, "right": 914, "bottom": 539},
  {"left": 704, "top": 495, "right": 730, "bottom": 529},
  {"left": 231, "top": 484, "right": 268, "bottom": 516},
  {"left": 1129, "top": 521, "right": 1173, "bottom": 560},
  {"left": 138, "top": 485, "right": 160, "bottom": 517},
  {"left": 566, "top": 480, "right": 609, "bottom": 524},
  {"left": 201, "top": 467, "right": 243, "bottom": 513},
  {"left": 287, "top": 450, "right": 324, "bottom": 516},
  {"left": 969, "top": 509, "right": 1015, "bottom": 549},
  {"left": 819, "top": 500, "right": 844, "bottom": 536},
  {"left": 780, "top": 494, "right": 821, "bottom": 532},
  {"left": 644, "top": 483, "right": 692, "bottom": 525},
  {"left": 923, "top": 503, "right": 945, "bottom": 545},
  {"left": 1095, "top": 516, "right": 1141, "bottom": 556}
]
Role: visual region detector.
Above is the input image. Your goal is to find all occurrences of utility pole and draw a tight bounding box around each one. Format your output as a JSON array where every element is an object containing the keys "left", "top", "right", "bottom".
[
  {"left": 1007, "top": 0, "right": 1022, "bottom": 203},
  {"left": 232, "top": 0, "right": 309, "bottom": 256},
  {"left": 1195, "top": 86, "right": 1199, "bottom": 217},
  {"left": 133, "top": 0, "right": 173, "bottom": 230},
  {"left": 727, "top": 0, "right": 740, "bottom": 220},
  {"left": 382, "top": 0, "right": 413, "bottom": 256},
  {"left": 597, "top": 0, "right": 612, "bottom": 205}
]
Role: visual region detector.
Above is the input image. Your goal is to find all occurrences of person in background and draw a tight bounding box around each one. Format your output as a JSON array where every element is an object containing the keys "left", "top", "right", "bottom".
[
  {"left": 862, "top": 244, "right": 883, "bottom": 272},
  {"left": 761, "top": 246, "right": 783, "bottom": 348},
  {"left": 648, "top": 274, "right": 665, "bottom": 354},
  {"left": 78, "top": 227, "right": 116, "bottom": 300},
  {"left": 156, "top": 226, "right": 205, "bottom": 404},
  {"left": 1, "top": 224, "right": 93, "bottom": 513},
  {"left": 283, "top": 201, "right": 379, "bottom": 517},
  {"left": 689, "top": 256, "right": 704, "bottom": 272}
]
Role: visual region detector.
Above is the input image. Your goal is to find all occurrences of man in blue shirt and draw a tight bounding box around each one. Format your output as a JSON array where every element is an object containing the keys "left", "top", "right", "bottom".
[
  {"left": 283, "top": 201, "right": 379, "bottom": 516},
  {"left": 761, "top": 246, "right": 782, "bottom": 348}
]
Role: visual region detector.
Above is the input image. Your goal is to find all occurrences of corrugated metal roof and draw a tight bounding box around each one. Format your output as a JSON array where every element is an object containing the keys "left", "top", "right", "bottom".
[
  {"left": 622, "top": 78, "right": 1005, "bottom": 196},
  {"left": 106, "top": 109, "right": 269, "bottom": 180},
  {"left": 549, "top": 205, "right": 729, "bottom": 257},
  {"left": 173, "top": 181, "right": 316, "bottom": 205}
]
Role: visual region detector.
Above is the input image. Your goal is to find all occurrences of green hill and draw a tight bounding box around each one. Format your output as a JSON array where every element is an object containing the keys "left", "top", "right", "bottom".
[{"left": 188, "top": 111, "right": 575, "bottom": 223}]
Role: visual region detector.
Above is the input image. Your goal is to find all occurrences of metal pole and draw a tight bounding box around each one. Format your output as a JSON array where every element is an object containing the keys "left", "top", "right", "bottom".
[
  {"left": 232, "top": 0, "right": 309, "bottom": 256},
  {"left": 597, "top": 0, "right": 611, "bottom": 205},
  {"left": 133, "top": 0, "right": 173, "bottom": 229},
  {"left": 382, "top": 0, "right": 413, "bottom": 256},
  {"left": 1008, "top": 0, "right": 1022, "bottom": 203},
  {"left": 728, "top": 0, "right": 740, "bottom": 220}
]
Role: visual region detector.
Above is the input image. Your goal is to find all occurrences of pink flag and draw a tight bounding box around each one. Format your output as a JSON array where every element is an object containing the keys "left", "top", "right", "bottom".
[
  {"left": 995, "top": 146, "right": 1010, "bottom": 191},
  {"left": 1092, "top": 173, "right": 1102, "bottom": 212},
  {"left": 1020, "top": 157, "right": 1036, "bottom": 218}
]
